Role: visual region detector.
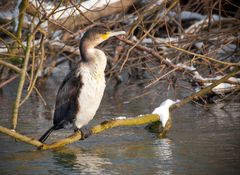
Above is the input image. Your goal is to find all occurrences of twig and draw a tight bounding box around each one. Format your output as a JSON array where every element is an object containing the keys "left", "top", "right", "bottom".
[
  {"left": 0, "top": 60, "right": 46, "bottom": 106},
  {"left": 0, "top": 60, "right": 21, "bottom": 73},
  {"left": 47, "top": 40, "right": 80, "bottom": 56},
  {"left": 117, "top": 37, "right": 176, "bottom": 68},
  {"left": 0, "top": 75, "right": 18, "bottom": 89},
  {"left": 166, "top": 43, "right": 240, "bottom": 67},
  {"left": 170, "top": 67, "right": 240, "bottom": 110},
  {"left": 17, "top": 0, "right": 29, "bottom": 40},
  {"left": 120, "top": 0, "right": 179, "bottom": 71},
  {"left": 145, "top": 67, "right": 178, "bottom": 88},
  {"left": 11, "top": 34, "right": 33, "bottom": 130},
  {"left": 20, "top": 34, "right": 46, "bottom": 106},
  {"left": 0, "top": 27, "right": 25, "bottom": 49}
]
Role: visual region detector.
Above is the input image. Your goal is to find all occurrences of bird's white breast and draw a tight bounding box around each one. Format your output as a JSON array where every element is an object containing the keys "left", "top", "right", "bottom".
[{"left": 74, "top": 49, "right": 106, "bottom": 129}]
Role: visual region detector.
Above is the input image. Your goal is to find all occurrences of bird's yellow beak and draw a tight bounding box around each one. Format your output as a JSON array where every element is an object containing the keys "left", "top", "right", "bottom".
[{"left": 101, "top": 31, "right": 126, "bottom": 40}]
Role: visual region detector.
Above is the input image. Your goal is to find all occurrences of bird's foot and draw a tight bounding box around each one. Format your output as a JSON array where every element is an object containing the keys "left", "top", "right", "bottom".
[{"left": 75, "top": 127, "right": 92, "bottom": 140}]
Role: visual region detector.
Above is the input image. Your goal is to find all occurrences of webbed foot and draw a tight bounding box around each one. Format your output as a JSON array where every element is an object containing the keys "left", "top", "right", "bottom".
[{"left": 75, "top": 127, "right": 92, "bottom": 140}]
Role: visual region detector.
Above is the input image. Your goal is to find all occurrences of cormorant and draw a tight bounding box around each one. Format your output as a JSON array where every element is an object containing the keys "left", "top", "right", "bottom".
[{"left": 39, "top": 26, "right": 126, "bottom": 142}]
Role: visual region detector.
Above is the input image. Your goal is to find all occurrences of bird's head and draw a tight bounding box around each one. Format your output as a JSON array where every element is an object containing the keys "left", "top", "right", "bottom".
[{"left": 81, "top": 26, "right": 126, "bottom": 48}]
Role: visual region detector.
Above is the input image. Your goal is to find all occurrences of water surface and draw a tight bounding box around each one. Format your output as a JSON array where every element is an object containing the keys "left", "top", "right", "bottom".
[{"left": 0, "top": 64, "right": 239, "bottom": 175}]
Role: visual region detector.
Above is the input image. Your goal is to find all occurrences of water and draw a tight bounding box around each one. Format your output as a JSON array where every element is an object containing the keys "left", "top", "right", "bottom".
[{"left": 0, "top": 64, "right": 240, "bottom": 175}]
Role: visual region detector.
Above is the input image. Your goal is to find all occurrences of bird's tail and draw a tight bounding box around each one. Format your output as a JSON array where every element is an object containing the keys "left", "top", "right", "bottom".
[{"left": 39, "top": 126, "right": 55, "bottom": 143}]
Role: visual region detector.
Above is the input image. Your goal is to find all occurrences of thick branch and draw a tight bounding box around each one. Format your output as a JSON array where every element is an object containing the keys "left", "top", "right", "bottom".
[
  {"left": 40, "top": 114, "right": 160, "bottom": 150},
  {"left": 0, "top": 114, "right": 160, "bottom": 150},
  {"left": 0, "top": 67, "right": 239, "bottom": 150}
]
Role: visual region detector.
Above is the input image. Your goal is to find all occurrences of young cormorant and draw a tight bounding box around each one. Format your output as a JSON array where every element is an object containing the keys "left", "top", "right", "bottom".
[{"left": 39, "top": 26, "right": 126, "bottom": 143}]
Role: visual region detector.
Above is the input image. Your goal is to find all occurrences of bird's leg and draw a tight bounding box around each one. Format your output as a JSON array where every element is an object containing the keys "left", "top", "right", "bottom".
[{"left": 75, "top": 127, "right": 92, "bottom": 140}]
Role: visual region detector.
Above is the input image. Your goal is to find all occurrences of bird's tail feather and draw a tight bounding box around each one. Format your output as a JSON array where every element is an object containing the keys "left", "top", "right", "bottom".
[{"left": 39, "top": 126, "right": 55, "bottom": 143}]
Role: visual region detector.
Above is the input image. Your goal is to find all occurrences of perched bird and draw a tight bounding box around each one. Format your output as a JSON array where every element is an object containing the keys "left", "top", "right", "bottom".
[{"left": 39, "top": 26, "right": 126, "bottom": 142}]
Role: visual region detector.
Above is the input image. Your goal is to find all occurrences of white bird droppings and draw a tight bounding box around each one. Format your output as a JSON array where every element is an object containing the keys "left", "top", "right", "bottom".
[{"left": 152, "top": 99, "right": 180, "bottom": 127}]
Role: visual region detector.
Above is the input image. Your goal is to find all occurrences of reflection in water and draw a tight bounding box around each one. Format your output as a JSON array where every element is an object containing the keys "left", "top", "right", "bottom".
[
  {"left": 208, "top": 102, "right": 239, "bottom": 127},
  {"left": 154, "top": 139, "right": 174, "bottom": 175},
  {"left": 52, "top": 147, "right": 113, "bottom": 175}
]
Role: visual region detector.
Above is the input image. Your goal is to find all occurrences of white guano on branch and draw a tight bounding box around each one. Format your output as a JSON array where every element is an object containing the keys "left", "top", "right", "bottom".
[{"left": 152, "top": 99, "right": 179, "bottom": 127}]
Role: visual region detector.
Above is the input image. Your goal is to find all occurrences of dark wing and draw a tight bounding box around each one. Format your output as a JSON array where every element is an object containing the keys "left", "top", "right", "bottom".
[{"left": 53, "top": 68, "right": 83, "bottom": 129}]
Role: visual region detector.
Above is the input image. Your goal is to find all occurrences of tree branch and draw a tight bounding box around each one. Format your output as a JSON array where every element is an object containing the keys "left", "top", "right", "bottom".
[
  {"left": 0, "top": 126, "right": 42, "bottom": 147},
  {"left": 0, "top": 67, "right": 239, "bottom": 150}
]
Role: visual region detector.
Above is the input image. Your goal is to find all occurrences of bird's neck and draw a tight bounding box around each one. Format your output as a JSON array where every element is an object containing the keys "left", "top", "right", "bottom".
[
  {"left": 79, "top": 40, "right": 90, "bottom": 62},
  {"left": 79, "top": 41, "right": 107, "bottom": 75}
]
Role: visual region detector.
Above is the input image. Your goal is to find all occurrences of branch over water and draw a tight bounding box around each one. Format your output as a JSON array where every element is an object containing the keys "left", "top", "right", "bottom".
[{"left": 0, "top": 67, "right": 239, "bottom": 150}]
